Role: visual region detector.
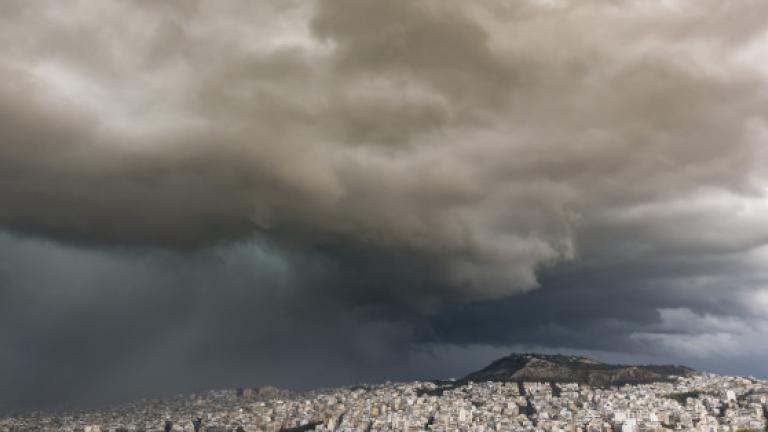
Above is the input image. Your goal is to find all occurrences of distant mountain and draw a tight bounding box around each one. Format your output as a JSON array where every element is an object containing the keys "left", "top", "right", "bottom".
[{"left": 463, "top": 353, "right": 695, "bottom": 387}]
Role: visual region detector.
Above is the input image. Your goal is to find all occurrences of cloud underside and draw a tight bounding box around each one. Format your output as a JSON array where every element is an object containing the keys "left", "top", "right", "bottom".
[
  {"left": 2, "top": 0, "right": 768, "bottom": 412},
  {"left": 3, "top": 0, "right": 768, "bottom": 300}
]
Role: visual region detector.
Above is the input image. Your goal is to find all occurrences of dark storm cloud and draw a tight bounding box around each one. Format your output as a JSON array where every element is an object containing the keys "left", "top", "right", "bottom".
[
  {"left": 2, "top": 0, "right": 768, "bottom": 413},
  {"left": 2, "top": 0, "right": 765, "bottom": 301}
]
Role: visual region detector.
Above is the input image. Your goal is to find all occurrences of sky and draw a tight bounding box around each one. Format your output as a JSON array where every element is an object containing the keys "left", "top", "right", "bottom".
[{"left": 2, "top": 0, "right": 768, "bottom": 414}]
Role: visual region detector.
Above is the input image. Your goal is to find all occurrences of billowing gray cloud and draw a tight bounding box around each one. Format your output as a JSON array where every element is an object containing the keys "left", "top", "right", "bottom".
[
  {"left": 3, "top": 0, "right": 765, "bottom": 301},
  {"left": 2, "top": 0, "right": 768, "bottom": 413}
]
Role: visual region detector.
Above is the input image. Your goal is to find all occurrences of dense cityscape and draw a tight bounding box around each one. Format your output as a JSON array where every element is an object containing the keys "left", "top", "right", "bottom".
[{"left": 3, "top": 372, "right": 767, "bottom": 432}]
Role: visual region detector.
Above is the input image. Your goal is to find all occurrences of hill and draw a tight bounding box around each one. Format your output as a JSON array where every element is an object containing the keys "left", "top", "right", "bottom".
[{"left": 462, "top": 353, "right": 695, "bottom": 387}]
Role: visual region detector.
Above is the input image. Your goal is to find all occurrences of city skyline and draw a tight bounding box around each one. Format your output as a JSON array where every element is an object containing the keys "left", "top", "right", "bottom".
[{"left": 3, "top": 353, "right": 767, "bottom": 431}]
